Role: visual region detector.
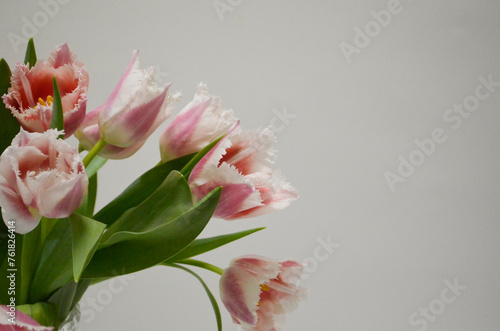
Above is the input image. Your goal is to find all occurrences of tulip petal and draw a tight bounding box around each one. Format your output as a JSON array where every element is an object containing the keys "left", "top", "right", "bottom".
[
  {"left": 2, "top": 43, "right": 88, "bottom": 137},
  {"left": 0, "top": 305, "right": 54, "bottom": 331},
  {"left": 220, "top": 255, "right": 307, "bottom": 331},
  {"left": 159, "top": 83, "right": 237, "bottom": 162},
  {"left": 0, "top": 129, "right": 87, "bottom": 233}
]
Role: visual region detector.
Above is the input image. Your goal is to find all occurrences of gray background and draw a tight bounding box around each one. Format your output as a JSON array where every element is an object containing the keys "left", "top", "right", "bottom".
[{"left": 1, "top": 1, "right": 500, "bottom": 330}]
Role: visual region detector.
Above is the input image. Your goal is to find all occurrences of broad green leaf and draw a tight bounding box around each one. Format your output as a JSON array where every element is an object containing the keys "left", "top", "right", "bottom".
[
  {"left": 167, "top": 227, "right": 265, "bottom": 262},
  {"left": 70, "top": 214, "right": 106, "bottom": 282},
  {"left": 0, "top": 58, "right": 20, "bottom": 155},
  {"left": 84, "top": 155, "right": 107, "bottom": 178},
  {"left": 77, "top": 173, "right": 98, "bottom": 217},
  {"left": 93, "top": 153, "right": 194, "bottom": 226},
  {"left": 50, "top": 77, "right": 64, "bottom": 136},
  {"left": 166, "top": 264, "right": 222, "bottom": 331},
  {"left": 16, "top": 302, "right": 60, "bottom": 328},
  {"left": 82, "top": 186, "right": 221, "bottom": 278},
  {"left": 23, "top": 38, "right": 37, "bottom": 67},
  {"left": 29, "top": 219, "right": 73, "bottom": 302},
  {"left": 180, "top": 136, "right": 222, "bottom": 178},
  {"left": 100, "top": 171, "right": 193, "bottom": 246}
]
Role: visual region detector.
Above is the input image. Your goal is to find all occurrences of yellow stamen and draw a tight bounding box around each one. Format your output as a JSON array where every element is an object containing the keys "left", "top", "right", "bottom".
[
  {"left": 260, "top": 284, "right": 270, "bottom": 291},
  {"left": 36, "top": 95, "right": 54, "bottom": 108}
]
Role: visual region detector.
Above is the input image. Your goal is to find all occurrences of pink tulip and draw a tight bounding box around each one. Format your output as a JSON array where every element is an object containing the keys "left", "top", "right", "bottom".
[
  {"left": 159, "top": 83, "right": 236, "bottom": 162},
  {"left": 189, "top": 123, "right": 298, "bottom": 220},
  {"left": 75, "top": 103, "right": 152, "bottom": 159},
  {"left": 93, "top": 50, "right": 174, "bottom": 149},
  {"left": 2, "top": 43, "right": 89, "bottom": 138},
  {"left": 220, "top": 255, "right": 307, "bottom": 331},
  {"left": 0, "top": 305, "right": 54, "bottom": 331},
  {"left": 0, "top": 129, "right": 88, "bottom": 234}
]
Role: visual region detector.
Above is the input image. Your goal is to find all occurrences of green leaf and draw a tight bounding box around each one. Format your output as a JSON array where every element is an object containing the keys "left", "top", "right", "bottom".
[
  {"left": 70, "top": 279, "right": 92, "bottom": 311},
  {"left": 16, "top": 302, "right": 60, "bottom": 328},
  {"left": 47, "top": 281, "right": 78, "bottom": 322},
  {"left": 0, "top": 232, "right": 23, "bottom": 305},
  {"left": 49, "top": 279, "right": 92, "bottom": 321},
  {"left": 50, "top": 77, "right": 64, "bottom": 136},
  {"left": 23, "top": 38, "right": 37, "bottom": 67},
  {"left": 84, "top": 154, "right": 107, "bottom": 178},
  {"left": 166, "top": 264, "right": 222, "bottom": 331},
  {"left": 77, "top": 172, "right": 98, "bottom": 217},
  {"left": 70, "top": 214, "right": 106, "bottom": 282},
  {"left": 29, "top": 219, "right": 73, "bottom": 302},
  {"left": 0, "top": 215, "right": 8, "bottom": 276},
  {"left": 168, "top": 227, "right": 265, "bottom": 262},
  {"left": 100, "top": 171, "right": 193, "bottom": 245},
  {"left": 93, "top": 153, "right": 194, "bottom": 226},
  {"left": 20, "top": 223, "right": 43, "bottom": 303},
  {"left": 0, "top": 58, "right": 20, "bottom": 155},
  {"left": 180, "top": 136, "right": 222, "bottom": 178},
  {"left": 82, "top": 184, "right": 221, "bottom": 278}
]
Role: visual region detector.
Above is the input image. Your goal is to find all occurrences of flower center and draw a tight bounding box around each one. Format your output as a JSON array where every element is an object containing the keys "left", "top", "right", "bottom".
[{"left": 35, "top": 95, "right": 54, "bottom": 108}]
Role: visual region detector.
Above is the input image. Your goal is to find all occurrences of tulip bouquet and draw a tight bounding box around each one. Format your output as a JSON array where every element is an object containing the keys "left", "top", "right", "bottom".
[{"left": 0, "top": 39, "right": 306, "bottom": 331}]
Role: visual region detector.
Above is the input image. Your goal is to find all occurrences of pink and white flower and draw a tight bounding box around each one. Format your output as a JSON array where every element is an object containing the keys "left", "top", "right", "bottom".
[
  {"left": 220, "top": 255, "right": 307, "bottom": 331},
  {"left": 0, "top": 305, "right": 53, "bottom": 331},
  {"left": 0, "top": 129, "right": 88, "bottom": 234},
  {"left": 75, "top": 103, "right": 151, "bottom": 160},
  {"left": 189, "top": 123, "right": 298, "bottom": 220},
  {"left": 80, "top": 50, "right": 175, "bottom": 155},
  {"left": 159, "top": 83, "right": 236, "bottom": 162},
  {"left": 2, "top": 43, "right": 89, "bottom": 138}
]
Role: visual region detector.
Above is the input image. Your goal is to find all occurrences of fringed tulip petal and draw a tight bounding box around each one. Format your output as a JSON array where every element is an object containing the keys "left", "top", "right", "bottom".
[
  {"left": 189, "top": 123, "right": 297, "bottom": 220},
  {"left": 159, "top": 83, "right": 236, "bottom": 162},
  {"left": 220, "top": 255, "right": 307, "bottom": 331},
  {"left": 0, "top": 129, "right": 88, "bottom": 234},
  {"left": 0, "top": 305, "right": 54, "bottom": 330},
  {"left": 2, "top": 43, "right": 88, "bottom": 138}
]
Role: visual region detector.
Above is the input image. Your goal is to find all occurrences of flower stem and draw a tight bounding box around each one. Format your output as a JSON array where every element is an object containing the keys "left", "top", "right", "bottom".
[
  {"left": 176, "top": 259, "right": 224, "bottom": 276},
  {"left": 82, "top": 137, "right": 107, "bottom": 168}
]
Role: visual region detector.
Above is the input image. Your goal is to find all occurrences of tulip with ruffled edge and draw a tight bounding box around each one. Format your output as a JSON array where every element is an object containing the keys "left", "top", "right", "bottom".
[
  {"left": 0, "top": 129, "right": 88, "bottom": 234},
  {"left": 159, "top": 82, "right": 236, "bottom": 162},
  {"left": 2, "top": 43, "right": 89, "bottom": 138},
  {"left": 76, "top": 50, "right": 175, "bottom": 161},
  {"left": 0, "top": 305, "right": 54, "bottom": 331},
  {"left": 189, "top": 123, "right": 298, "bottom": 220},
  {"left": 219, "top": 255, "right": 307, "bottom": 331}
]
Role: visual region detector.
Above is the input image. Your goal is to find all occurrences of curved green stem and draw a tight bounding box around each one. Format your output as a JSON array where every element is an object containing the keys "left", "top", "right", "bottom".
[
  {"left": 82, "top": 137, "right": 106, "bottom": 168},
  {"left": 174, "top": 258, "right": 224, "bottom": 276}
]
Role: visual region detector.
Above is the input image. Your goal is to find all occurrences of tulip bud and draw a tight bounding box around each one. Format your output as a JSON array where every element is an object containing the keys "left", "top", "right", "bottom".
[
  {"left": 159, "top": 83, "right": 236, "bottom": 162},
  {"left": 97, "top": 50, "right": 174, "bottom": 148}
]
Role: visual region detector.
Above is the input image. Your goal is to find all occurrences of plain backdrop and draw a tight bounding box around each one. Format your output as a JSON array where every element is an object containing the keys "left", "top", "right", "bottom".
[{"left": 1, "top": 1, "right": 500, "bottom": 330}]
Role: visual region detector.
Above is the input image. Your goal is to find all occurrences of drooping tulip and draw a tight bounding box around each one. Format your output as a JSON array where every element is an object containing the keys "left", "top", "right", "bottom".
[
  {"left": 189, "top": 123, "right": 298, "bottom": 220},
  {"left": 0, "top": 129, "right": 88, "bottom": 234},
  {"left": 0, "top": 305, "right": 54, "bottom": 331},
  {"left": 159, "top": 83, "right": 236, "bottom": 162},
  {"left": 220, "top": 255, "right": 307, "bottom": 331},
  {"left": 2, "top": 43, "right": 89, "bottom": 138}
]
